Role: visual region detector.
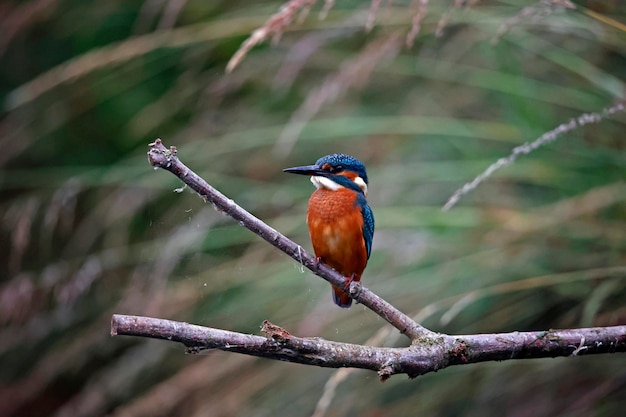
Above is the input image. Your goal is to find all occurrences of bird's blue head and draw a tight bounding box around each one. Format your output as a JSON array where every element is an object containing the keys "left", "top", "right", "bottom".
[{"left": 283, "top": 154, "right": 369, "bottom": 195}]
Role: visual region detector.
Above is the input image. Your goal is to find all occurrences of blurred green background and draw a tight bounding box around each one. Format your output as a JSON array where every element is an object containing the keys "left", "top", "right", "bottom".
[{"left": 1, "top": 1, "right": 625, "bottom": 416}]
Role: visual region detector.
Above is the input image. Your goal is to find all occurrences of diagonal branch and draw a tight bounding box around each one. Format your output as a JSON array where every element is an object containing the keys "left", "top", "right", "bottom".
[
  {"left": 146, "top": 138, "right": 431, "bottom": 340},
  {"left": 111, "top": 314, "right": 626, "bottom": 380}
]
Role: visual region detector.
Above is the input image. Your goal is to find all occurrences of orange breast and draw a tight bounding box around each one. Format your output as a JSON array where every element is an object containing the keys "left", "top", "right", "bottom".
[{"left": 306, "top": 188, "right": 368, "bottom": 280}]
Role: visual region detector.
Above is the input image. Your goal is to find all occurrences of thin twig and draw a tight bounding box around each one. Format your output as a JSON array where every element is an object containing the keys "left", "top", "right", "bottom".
[
  {"left": 493, "top": 0, "right": 576, "bottom": 44},
  {"left": 146, "top": 138, "right": 430, "bottom": 340},
  {"left": 226, "top": 0, "right": 318, "bottom": 73},
  {"left": 443, "top": 102, "right": 625, "bottom": 211},
  {"left": 406, "top": 0, "right": 429, "bottom": 47}
]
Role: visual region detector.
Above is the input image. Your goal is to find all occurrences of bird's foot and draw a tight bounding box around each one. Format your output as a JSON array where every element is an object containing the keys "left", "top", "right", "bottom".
[
  {"left": 343, "top": 273, "right": 356, "bottom": 291},
  {"left": 349, "top": 280, "right": 362, "bottom": 299}
]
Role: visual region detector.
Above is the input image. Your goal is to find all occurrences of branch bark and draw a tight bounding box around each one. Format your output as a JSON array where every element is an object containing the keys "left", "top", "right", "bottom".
[
  {"left": 111, "top": 314, "right": 626, "bottom": 380},
  {"left": 107, "top": 138, "right": 626, "bottom": 380}
]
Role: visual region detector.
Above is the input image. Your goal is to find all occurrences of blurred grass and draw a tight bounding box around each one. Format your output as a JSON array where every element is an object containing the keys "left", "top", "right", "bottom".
[{"left": 1, "top": 1, "right": 625, "bottom": 416}]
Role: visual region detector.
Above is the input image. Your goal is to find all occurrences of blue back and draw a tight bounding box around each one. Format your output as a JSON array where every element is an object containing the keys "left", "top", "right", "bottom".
[{"left": 357, "top": 193, "right": 375, "bottom": 259}]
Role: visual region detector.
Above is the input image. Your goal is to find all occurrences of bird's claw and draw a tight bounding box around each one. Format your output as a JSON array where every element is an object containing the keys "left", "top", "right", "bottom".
[{"left": 343, "top": 273, "right": 356, "bottom": 291}]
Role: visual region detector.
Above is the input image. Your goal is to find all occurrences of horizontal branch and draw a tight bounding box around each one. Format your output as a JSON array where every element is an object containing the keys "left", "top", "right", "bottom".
[
  {"left": 111, "top": 315, "right": 626, "bottom": 380},
  {"left": 146, "top": 138, "right": 430, "bottom": 340}
]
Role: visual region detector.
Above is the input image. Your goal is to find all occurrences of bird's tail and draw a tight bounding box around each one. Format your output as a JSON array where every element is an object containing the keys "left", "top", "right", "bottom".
[{"left": 332, "top": 286, "right": 352, "bottom": 308}]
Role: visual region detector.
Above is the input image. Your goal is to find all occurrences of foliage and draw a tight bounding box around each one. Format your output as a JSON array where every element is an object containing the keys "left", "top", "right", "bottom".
[{"left": 1, "top": 1, "right": 625, "bottom": 416}]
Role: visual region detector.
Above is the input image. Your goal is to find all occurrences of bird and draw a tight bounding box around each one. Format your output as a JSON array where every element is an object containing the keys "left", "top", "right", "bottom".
[{"left": 283, "top": 154, "right": 374, "bottom": 308}]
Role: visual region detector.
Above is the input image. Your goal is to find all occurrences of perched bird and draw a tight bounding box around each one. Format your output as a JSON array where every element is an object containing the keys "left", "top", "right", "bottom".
[{"left": 283, "top": 154, "right": 374, "bottom": 308}]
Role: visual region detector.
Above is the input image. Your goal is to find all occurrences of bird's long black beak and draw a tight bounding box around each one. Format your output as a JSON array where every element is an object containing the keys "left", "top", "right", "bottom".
[{"left": 282, "top": 164, "right": 324, "bottom": 176}]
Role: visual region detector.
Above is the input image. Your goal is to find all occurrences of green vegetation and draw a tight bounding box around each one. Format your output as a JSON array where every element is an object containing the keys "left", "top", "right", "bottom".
[{"left": 1, "top": 1, "right": 624, "bottom": 416}]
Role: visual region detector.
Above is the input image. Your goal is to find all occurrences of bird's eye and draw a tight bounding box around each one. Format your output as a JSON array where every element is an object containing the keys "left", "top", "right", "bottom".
[{"left": 321, "top": 163, "right": 343, "bottom": 173}]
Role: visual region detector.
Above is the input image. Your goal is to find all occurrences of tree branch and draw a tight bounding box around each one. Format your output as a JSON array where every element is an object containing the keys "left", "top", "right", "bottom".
[
  {"left": 114, "top": 138, "right": 626, "bottom": 381},
  {"left": 146, "top": 138, "right": 430, "bottom": 340},
  {"left": 111, "top": 314, "right": 626, "bottom": 380}
]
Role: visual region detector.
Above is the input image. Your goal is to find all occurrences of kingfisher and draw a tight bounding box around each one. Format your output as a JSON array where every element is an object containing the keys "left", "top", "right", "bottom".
[{"left": 283, "top": 154, "right": 374, "bottom": 308}]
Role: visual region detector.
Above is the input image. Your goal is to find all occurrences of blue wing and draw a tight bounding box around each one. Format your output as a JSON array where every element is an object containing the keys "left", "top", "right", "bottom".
[{"left": 357, "top": 193, "right": 375, "bottom": 259}]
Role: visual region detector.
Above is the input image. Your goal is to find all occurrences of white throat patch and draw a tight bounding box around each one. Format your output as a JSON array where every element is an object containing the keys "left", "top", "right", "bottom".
[
  {"left": 310, "top": 175, "right": 368, "bottom": 195},
  {"left": 310, "top": 176, "right": 342, "bottom": 191}
]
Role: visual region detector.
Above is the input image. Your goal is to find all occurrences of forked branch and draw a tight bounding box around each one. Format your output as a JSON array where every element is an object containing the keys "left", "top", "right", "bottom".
[{"left": 108, "top": 138, "right": 626, "bottom": 381}]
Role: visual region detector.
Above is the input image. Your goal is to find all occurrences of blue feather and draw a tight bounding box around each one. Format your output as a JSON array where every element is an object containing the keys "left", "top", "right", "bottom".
[{"left": 357, "top": 193, "right": 375, "bottom": 259}]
